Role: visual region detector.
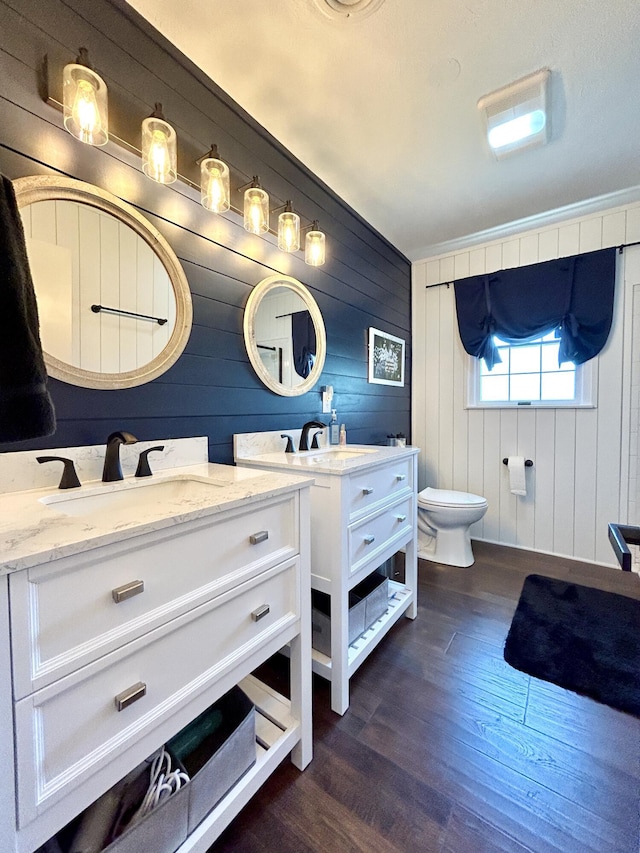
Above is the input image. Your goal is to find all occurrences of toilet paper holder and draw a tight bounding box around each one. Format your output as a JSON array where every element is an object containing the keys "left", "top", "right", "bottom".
[{"left": 502, "top": 458, "right": 534, "bottom": 467}]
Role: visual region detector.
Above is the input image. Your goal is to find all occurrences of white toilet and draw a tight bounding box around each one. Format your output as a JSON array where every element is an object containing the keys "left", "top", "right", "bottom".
[{"left": 417, "top": 487, "right": 488, "bottom": 567}]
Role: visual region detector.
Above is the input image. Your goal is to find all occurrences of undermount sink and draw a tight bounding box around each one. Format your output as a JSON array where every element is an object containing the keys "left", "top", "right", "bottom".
[
  {"left": 40, "top": 475, "right": 225, "bottom": 521},
  {"left": 305, "top": 449, "right": 375, "bottom": 461}
]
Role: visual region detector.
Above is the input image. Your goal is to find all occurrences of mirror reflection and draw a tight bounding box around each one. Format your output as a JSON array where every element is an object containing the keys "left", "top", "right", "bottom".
[
  {"left": 254, "top": 287, "right": 316, "bottom": 388},
  {"left": 14, "top": 175, "right": 192, "bottom": 390},
  {"left": 244, "top": 274, "right": 326, "bottom": 397},
  {"left": 21, "top": 200, "right": 176, "bottom": 375}
]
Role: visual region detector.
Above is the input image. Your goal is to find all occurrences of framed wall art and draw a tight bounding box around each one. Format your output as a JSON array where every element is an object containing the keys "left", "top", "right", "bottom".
[{"left": 368, "top": 327, "right": 405, "bottom": 386}]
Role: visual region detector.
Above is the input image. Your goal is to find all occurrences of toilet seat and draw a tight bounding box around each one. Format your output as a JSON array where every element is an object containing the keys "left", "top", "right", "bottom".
[{"left": 418, "top": 487, "right": 487, "bottom": 510}]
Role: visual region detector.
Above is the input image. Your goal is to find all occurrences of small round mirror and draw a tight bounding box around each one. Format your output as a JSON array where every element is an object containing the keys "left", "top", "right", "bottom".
[
  {"left": 14, "top": 175, "right": 192, "bottom": 389},
  {"left": 244, "top": 274, "right": 326, "bottom": 396}
]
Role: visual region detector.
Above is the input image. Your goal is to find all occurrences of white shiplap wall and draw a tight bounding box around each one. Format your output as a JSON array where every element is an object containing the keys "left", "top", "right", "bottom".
[{"left": 412, "top": 201, "right": 640, "bottom": 567}]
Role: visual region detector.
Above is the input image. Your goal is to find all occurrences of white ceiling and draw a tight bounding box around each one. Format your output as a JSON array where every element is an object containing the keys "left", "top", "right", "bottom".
[{"left": 124, "top": 0, "right": 640, "bottom": 261}]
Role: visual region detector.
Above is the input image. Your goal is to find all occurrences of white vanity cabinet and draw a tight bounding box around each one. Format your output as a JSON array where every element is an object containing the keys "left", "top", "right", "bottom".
[
  {"left": 0, "top": 468, "right": 313, "bottom": 853},
  {"left": 234, "top": 438, "right": 419, "bottom": 715},
  {"left": 306, "top": 450, "right": 418, "bottom": 714}
]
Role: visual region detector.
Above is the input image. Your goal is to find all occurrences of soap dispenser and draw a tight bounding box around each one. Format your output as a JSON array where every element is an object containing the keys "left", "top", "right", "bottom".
[
  {"left": 329, "top": 409, "right": 339, "bottom": 445},
  {"left": 339, "top": 423, "right": 347, "bottom": 446}
]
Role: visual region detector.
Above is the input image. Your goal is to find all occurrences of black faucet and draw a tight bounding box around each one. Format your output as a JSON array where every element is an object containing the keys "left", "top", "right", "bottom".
[
  {"left": 102, "top": 431, "right": 138, "bottom": 482},
  {"left": 299, "top": 421, "right": 326, "bottom": 452}
]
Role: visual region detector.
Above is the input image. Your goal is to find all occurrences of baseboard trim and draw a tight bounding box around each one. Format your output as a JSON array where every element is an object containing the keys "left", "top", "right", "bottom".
[{"left": 472, "top": 537, "right": 618, "bottom": 570}]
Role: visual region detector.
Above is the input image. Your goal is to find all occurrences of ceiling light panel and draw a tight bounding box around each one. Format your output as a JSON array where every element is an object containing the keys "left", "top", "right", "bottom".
[{"left": 478, "top": 68, "right": 551, "bottom": 159}]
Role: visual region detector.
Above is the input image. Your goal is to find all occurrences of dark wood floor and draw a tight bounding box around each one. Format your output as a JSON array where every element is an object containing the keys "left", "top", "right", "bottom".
[{"left": 211, "top": 542, "right": 640, "bottom": 853}]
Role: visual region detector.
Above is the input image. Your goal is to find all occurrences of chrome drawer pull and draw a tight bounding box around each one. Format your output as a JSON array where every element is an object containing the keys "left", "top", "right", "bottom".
[
  {"left": 115, "top": 681, "right": 146, "bottom": 712},
  {"left": 396, "top": 514, "right": 407, "bottom": 522},
  {"left": 250, "top": 530, "right": 269, "bottom": 545},
  {"left": 364, "top": 535, "right": 375, "bottom": 545},
  {"left": 362, "top": 487, "right": 374, "bottom": 495},
  {"left": 112, "top": 580, "right": 144, "bottom": 603},
  {"left": 396, "top": 474, "right": 406, "bottom": 481},
  {"left": 251, "top": 604, "right": 270, "bottom": 622}
]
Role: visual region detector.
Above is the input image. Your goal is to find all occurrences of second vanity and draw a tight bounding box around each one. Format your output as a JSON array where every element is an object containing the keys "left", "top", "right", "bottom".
[
  {"left": 0, "top": 437, "right": 312, "bottom": 853},
  {"left": 235, "top": 432, "right": 419, "bottom": 714}
]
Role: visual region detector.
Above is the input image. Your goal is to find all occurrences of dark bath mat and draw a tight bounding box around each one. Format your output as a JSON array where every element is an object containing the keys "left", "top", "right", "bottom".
[{"left": 504, "top": 574, "right": 640, "bottom": 717}]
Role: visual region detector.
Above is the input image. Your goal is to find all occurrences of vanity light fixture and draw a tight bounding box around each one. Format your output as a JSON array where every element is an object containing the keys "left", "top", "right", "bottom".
[
  {"left": 62, "top": 48, "right": 108, "bottom": 146},
  {"left": 477, "top": 68, "right": 550, "bottom": 159},
  {"left": 277, "top": 201, "right": 301, "bottom": 252},
  {"left": 304, "top": 221, "right": 326, "bottom": 266},
  {"left": 199, "top": 144, "right": 230, "bottom": 212},
  {"left": 242, "top": 177, "right": 270, "bottom": 234},
  {"left": 141, "top": 103, "right": 177, "bottom": 184},
  {"left": 48, "top": 57, "right": 329, "bottom": 263}
]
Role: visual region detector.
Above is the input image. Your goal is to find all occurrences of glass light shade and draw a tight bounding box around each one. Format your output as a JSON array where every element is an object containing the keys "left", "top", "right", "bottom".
[
  {"left": 305, "top": 228, "right": 326, "bottom": 266},
  {"left": 141, "top": 114, "right": 177, "bottom": 184},
  {"left": 62, "top": 63, "right": 108, "bottom": 146},
  {"left": 278, "top": 210, "right": 300, "bottom": 252},
  {"left": 244, "top": 186, "right": 269, "bottom": 234},
  {"left": 200, "top": 157, "right": 230, "bottom": 212}
]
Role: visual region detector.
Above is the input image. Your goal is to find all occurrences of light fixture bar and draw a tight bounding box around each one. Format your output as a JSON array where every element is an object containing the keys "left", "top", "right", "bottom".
[{"left": 47, "top": 55, "right": 327, "bottom": 260}]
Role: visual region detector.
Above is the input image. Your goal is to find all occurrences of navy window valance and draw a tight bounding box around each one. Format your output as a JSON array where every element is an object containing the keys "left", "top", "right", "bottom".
[{"left": 453, "top": 247, "right": 616, "bottom": 370}]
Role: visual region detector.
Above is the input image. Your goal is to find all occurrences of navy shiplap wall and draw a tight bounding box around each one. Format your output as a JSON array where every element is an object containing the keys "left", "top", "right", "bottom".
[{"left": 0, "top": 0, "right": 411, "bottom": 463}]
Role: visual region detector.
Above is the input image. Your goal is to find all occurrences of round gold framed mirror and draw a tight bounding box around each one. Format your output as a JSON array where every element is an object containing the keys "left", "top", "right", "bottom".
[
  {"left": 14, "top": 175, "right": 193, "bottom": 389},
  {"left": 243, "top": 274, "right": 326, "bottom": 396}
]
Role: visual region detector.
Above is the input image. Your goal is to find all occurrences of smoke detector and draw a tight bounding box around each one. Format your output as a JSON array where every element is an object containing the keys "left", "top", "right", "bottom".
[{"left": 312, "top": 0, "right": 386, "bottom": 21}]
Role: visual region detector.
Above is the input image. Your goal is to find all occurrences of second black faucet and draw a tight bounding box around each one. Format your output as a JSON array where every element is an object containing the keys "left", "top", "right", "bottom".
[{"left": 299, "top": 421, "right": 326, "bottom": 452}]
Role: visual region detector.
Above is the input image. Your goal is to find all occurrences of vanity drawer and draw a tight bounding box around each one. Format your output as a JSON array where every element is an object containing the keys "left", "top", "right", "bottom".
[
  {"left": 348, "top": 496, "right": 413, "bottom": 577},
  {"left": 14, "top": 557, "right": 299, "bottom": 827},
  {"left": 347, "top": 458, "right": 413, "bottom": 522},
  {"left": 10, "top": 494, "right": 297, "bottom": 699}
]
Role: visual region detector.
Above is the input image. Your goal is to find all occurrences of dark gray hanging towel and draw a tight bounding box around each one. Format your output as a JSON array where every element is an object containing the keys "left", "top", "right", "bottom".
[
  {"left": 292, "top": 310, "right": 316, "bottom": 379},
  {"left": 453, "top": 247, "right": 616, "bottom": 370},
  {"left": 0, "top": 174, "right": 56, "bottom": 441}
]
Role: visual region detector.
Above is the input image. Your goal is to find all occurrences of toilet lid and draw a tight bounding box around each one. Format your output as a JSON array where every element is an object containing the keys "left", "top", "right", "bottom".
[{"left": 417, "top": 486, "right": 487, "bottom": 509}]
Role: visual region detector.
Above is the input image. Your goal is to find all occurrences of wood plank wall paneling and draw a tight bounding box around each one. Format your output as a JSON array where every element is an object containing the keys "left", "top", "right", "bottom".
[
  {"left": 413, "top": 207, "right": 640, "bottom": 567},
  {"left": 0, "top": 0, "right": 411, "bottom": 464}
]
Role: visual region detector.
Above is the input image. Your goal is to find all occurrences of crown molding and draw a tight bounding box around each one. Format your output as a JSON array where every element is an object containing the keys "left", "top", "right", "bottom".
[{"left": 409, "top": 185, "right": 640, "bottom": 263}]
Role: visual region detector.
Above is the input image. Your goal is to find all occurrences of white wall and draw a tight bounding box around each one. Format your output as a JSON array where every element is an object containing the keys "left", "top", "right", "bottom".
[{"left": 412, "top": 200, "right": 640, "bottom": 567}]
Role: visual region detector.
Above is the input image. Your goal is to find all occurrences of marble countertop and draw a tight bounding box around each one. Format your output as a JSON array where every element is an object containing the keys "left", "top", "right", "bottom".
[
  {"left": 0, "top": 463, "right": 314, "bottom": 575},
  {"left": 235, "top": 443, "right": 420, "bottom": 476}
]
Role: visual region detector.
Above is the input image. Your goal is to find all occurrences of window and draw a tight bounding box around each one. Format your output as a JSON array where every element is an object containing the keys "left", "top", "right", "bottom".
[{"left": 467, "top": 331, "right": 596, "bottom": 408}]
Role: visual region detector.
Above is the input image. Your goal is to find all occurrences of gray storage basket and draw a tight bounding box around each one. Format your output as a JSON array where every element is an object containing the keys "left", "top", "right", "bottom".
[
  {"left": 311, "top": 589, "right": 366, "bottom": 656},
  {"left": 351, "top": 570, "right": 389, "bottom": 630},
  {"left": 40, "top": 753, "right": 189, "bottom": 853},
  {"left": 166, "top": 685, "right": 256, "bottom": 833},
  {"left": 40, "top": 686, "right": 255, "bottom": 852}
]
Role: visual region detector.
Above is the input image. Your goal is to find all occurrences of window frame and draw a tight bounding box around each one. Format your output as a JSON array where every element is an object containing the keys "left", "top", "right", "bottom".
[{"left": 465, "top": 334, "right": 597, "bottom": 409}]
